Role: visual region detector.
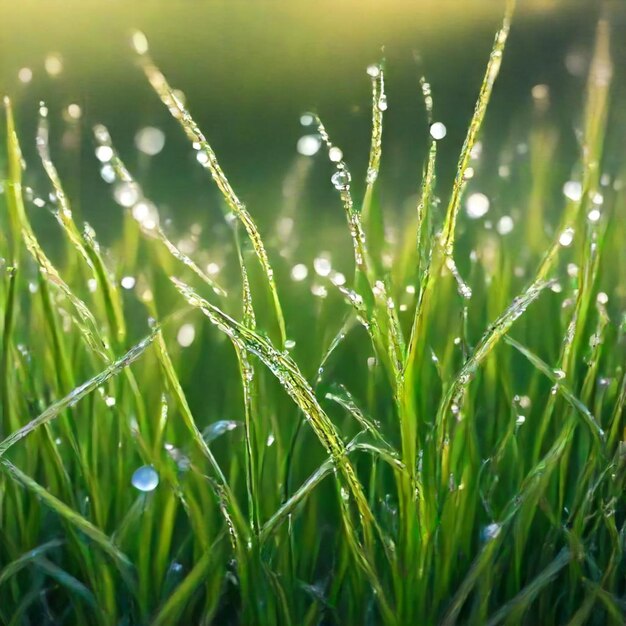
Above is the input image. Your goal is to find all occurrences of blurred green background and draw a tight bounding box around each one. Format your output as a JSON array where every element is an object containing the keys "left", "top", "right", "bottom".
[{"left": 1, "top": 0, "right": 624, "bottom": 250}]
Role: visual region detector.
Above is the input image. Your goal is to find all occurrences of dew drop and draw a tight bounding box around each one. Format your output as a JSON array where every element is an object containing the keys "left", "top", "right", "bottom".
[
  {"left": 558, "top": 228, "right": 574, "bottom": 247},
  {"left": 44, "top": 53, "right": 63, "bottom": 77},
  {"left": 313, "top": 256, "right": 332, "bottom": 277},
  {"left": 297, "top": 134, "right": 321, "bottom": 156},
  {"left": 135, "top": 126, "right": 166, "bottom": 156},
  {"left": 95, "top": 146, "right": 113, "bottom": 163},
  {"left": 331, "top": 169, "right": 351, "bottom": 191},
  {"left": 131, "top": 30, "right": 149, "bottom": 55},
  {"left": 121, "top": 276, "right": 136, "bottom": 290},
  {"left": 114, "top": 182, "right": 140, "bottom": 208},
  {"left": 18, "top": 67, "right": 33, "bottom": 84},
  {"left": 587, "top": 208, "right": 601, "bottom": 223},
  {"left": 328, "top": 146, "right": 343, "bottom": 162},
  {"left": 177, "top": 323, "right": 195, "bottom": 347},
  {"left": 496, "top": 215, "right": 514, "bottom": 235},
  {"left": 291, "top": 263, "right": 308, "bottom": 281},
  {"left": 204, "top": 420, "right": 240, "bottom": 443},
  {"left": 562, "top": 181, "right": 582, "bottom": 202},
  {"left": 482, "top": 523, "right": 501, "bottom": 541},
  {"left": 366, "top": 167, "right": 378, "bottom": 184},
  {"left": 300, "top": 112, "right": 315, "bottom": 126},
  {"left": 366, "top": 64, "right": 380, "bottom": 78},
  {"left": 429, "top": 122, "right": 447, "bottom": 140},
  {"left": 131, "top": 465, "right": 159, "bottom": 492},
  {"left": 466, "top": 192, "right": 490, "bottom": 219}
]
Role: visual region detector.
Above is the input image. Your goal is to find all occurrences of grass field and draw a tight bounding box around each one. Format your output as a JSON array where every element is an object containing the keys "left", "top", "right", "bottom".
[{"left": 0, "top": 3, "right": 625, "bottom": 625}]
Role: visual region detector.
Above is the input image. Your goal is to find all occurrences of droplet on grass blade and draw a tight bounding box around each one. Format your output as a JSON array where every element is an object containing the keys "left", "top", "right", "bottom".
[
  {"left": 429, "top": 121, "right": 447, "bottom": 140},
  {"left": 300, "top": 112, "right": 315, "bottom": 126},
  {"left": 558, "top": 228, "right": 575, "bottom": 247},
  {"left": 563, "top": 181, "right": 582, "bottom": 202},
  {"left": 482, "top": 523, "right": 501, "bottom": 541},
  {"left": 203, "top": 420, "right": 241, "bottom": 443},
  {"left": 121, "top": 276, "right": 136, "bottom": 290},
  {"left": 328, "top": 146, "right": 343, "bottom": 162},
  {"left": 114, "top": 182, "right": 140, "bottom": 208},
  {"left": 95, "top": 146, "right": 113, "bottom": 163},
  {"left": 131, "top": 30, "right": 149, "bottom": 55},
  {"left": 331, "top": 169, "right": 351, "bottom": 191},
  {"left": 131, "top": 466, "right": 159, "bottom": 492}
]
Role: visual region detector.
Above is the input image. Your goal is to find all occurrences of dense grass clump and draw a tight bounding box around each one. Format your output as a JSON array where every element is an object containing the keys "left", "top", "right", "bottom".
[{"left": 1, "top": 6, "right": 625, "bottom": 626}]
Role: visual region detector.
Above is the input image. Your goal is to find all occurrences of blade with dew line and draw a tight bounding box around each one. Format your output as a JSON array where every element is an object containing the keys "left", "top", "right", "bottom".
[{"left": 132, "top": 40, "right": 285, "bottom": 346}]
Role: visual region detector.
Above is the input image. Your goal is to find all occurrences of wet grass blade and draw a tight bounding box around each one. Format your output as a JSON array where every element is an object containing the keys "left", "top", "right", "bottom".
[
  {"left": 133, "top": 44, "right": 286, "bottom": 346},
  {"left": 0, "top": 331, "right": 156, "bottom": 458}
]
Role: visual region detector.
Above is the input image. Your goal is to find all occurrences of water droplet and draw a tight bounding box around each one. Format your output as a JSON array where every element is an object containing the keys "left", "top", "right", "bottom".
[
  {"left": 466, "top": 192, "right": 490, "bottom": 219},
  {"left": 482, "top": 523, "right": 501, "bottom": 541},
  {"left": 266, "top": 433, "right": 275, "bottom": 447},
  {"left": 496, "top": 215, "right": 514, "bottom": 235},
  {"left": 331, "top": 169, "right": 351, "bottom": 191},
  {"left": 377, "top": 94, "right": 388, "bottom": 111},
  {"left": 196, "top": 151, "right": 210, "bottom": 165},
  {"left": 554, "top": 369, "right": 566, "bottom": 380},
  {"left": 516, "top": 415, "right": 526, "bottom": 426},
  {"left": 562, "top": 181, "right": 582, "bottom": 202},
  {"left": 131, "top": 30, "right": 149, "bottom": 55},
  {"left": 131, "top": 465, "right": 159, "bottom": 492},
  {"left": 131, "top": 199, "right": 159, "bottom": 230},
  {"left": 311, "top": 284, "right": 328, "bottom": 298},
  {"left": 18, "top": 67, "right": 33, "bottom": 84},
  {"left": 313, "top": 256, "right": 332, "bottom": 277},
  {"left": 498, "top": 164, "right": 510, "bottom": 178},
  {"left": 587, "top": 208, "right": 601, "bottom": 223},
  {"left": 297, "top": 134, "right": 321, "bottom": 156},
  {"left": 105, "top": 396, "right": 116, "bottom": 407},
  {"left": 177, "top": 323, "right": 195, "bottom": 347},
  {"left": 121, "top": 276, "right": 136, "bottom": 290},
  {"left": 291, "top": 263, "right": 308, "bottom": 281},
  {"left": 366, "top": 64, "right": 380, "bottom": 78},
  {"left": 44, "top": 53, "right": 63, "bottom": 77},
  {"left": 204, "top": 420, "right": 240, "bottom": 443},
  {"left": 99, "top": 164, "right": 115, "bottom": 184},
  {"left": 206, "top": 262, "right": 220, "bottom": 276},
  {"left": 331, "top": 272, "right": 346, "bottom": 286},
  {"left": 328, "top": 146, "right": 343, "bottom": 162},
  {"left": 135, "top": 126, "right": 166, "bottom": 156},
  {"left": 366, "top": 167, "right": 378, "bottom": 184},
  {"left": 596, "top": 292, "right": 608, "bottom": 304},
  {"left": 558, "top": 228, "right": 574, "bottom": 247},
  {"left": 300, "top": 112, "right": 315, "bottom": 126},
  {"left": 95, "top": 145, "right": 113, "bottom": 163},
  {"left": 429, "top": 122, "right": 447, "bottom": 140},
  {"left": 114, "top": 182, "right": 140, "bottom": 208}
]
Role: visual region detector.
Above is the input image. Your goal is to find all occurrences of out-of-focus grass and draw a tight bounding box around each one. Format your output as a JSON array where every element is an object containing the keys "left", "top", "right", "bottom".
[{"left": 0, "top": 4, "right": 625, "bottom": 625}]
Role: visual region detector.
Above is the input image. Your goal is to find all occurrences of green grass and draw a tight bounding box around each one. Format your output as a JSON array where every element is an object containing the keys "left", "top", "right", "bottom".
[{"left": 1, "top": 5, "right": 625, "bottom": 625}]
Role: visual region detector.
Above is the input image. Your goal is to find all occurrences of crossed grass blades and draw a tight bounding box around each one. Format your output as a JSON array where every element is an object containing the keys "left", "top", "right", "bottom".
[{"left": 1, "top": 3, "right": 625, "bottom": 625}]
